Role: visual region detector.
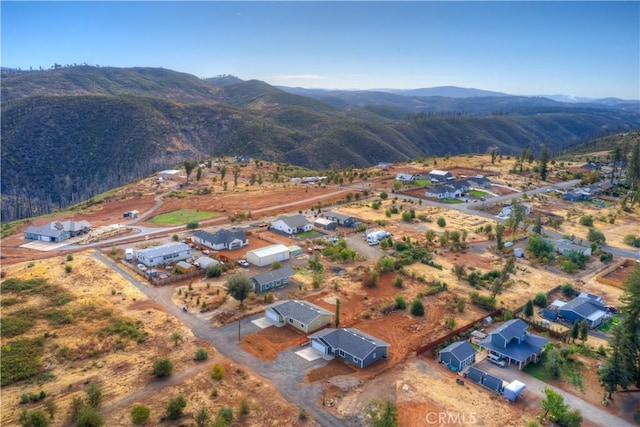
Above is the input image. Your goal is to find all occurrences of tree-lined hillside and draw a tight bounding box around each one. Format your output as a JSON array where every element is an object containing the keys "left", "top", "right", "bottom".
[{"left": 2, "top": 66, "right": 639, "bottom": 221}]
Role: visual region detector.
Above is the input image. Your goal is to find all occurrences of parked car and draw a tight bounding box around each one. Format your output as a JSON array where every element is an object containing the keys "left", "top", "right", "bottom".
[
  {"left": 137, "top": 264, "right": 147, "bottom": 271},
  {"left": 237, "top": 259, "right": 250, "bottom": 267}
]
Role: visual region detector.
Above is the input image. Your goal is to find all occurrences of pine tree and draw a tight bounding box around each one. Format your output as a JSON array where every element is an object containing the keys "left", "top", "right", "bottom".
[
  {"left": 599, "top": 325, "right": 632, "bottom": 399},
  {"left": 539, "top": 140, "right": 551, "bottom": 181}
]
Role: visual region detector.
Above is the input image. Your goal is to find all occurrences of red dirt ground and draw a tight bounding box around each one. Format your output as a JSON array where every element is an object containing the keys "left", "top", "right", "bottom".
[
  {"left": 241, "top": 325, "right": 306, "bottom": 361},
  {"left": 602, "top": 259, "right": 637, "bottom": 284}
]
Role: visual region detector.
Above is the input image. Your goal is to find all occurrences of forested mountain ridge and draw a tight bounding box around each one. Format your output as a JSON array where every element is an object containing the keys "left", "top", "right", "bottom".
[{"left": 2, "top": 66, "right": 639, "bottom": 222}]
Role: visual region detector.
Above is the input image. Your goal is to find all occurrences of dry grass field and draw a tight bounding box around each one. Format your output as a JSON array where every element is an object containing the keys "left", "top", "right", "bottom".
[{"left": 2, "top": 152, "right": 639, "bottom": 426}]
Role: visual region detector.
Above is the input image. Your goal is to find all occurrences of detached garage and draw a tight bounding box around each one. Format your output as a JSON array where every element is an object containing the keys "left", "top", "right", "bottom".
[{"left": 246, "top": 244, "right": 290, "bottom": 267}]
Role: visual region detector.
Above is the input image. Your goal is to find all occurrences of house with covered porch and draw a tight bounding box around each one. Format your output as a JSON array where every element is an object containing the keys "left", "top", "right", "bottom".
[{"left": 477, "top": 319, "right": 548, "bottom": 369}]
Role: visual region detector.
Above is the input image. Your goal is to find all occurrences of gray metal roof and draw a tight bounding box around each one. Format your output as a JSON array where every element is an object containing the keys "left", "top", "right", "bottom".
[
  {"left": 277, "top": 214, "right": 311, "bottom": 228},
  {"left": 25, "top": 224, "right": 68, "bottom": 239},
  {"left": 310, "top": 328, "right": 389, "bottom": 360},
  {"left": 439, "top": 341, "right": 476, "bottom": 362},
  {"left": 267, "top": 300, "right": 332, "bottom": 325},
  {"left": 324, "top": 211, "right": 354, "bottom": 221},
  {"left": 194, "top": 228, "right": 246, "bottom": 245},
  {"left": 560, "top": 297, "right": 606, "bottom": 319},
  {"left": 137, "top": 242, "right": 190, "bottom": 258},
  {"left": 483, "top": 374, "right": 504, "bottom": 392},
  {"left": 491, "top": 319, "right": 528, "bottom": 343},
  {"left": 478, "top": 332, "right": 548, "bottom": 363},
  {"left": 251, "top": 266, "right": 295, "bottom": 286}
]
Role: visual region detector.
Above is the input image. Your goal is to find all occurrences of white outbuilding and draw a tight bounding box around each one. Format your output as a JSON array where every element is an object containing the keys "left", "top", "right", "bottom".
[{"left": 246, "top": 244, "right": 290, "bottom": 267}]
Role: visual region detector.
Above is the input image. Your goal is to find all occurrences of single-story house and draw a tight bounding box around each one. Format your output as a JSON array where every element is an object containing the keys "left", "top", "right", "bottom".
[
  {"left": 580, "top": 162, "right": 601, "bottom": 171},
  {"left": 564, "top": 190, "right": 591, "bottom": 202},
  {"left": 428, "top": 169, "right": 454, "bottom": 182},
  {"left": 466, "top": 175, "right": 492, "bottom": 189},
  {"left": 246, "top": 244, "right": 290, "bottom": 267},
  {"left": 301, "top": 176, "right": 326, "bottom": 184},
  {"left": 309, "top": 328, "right": 389, "bottom": 369},
  {"left": 438, "top": 341, "right": 476, "bottom": 371},
  {"left": 466, "top": 367, "right": 505, "bottom": 393},
  {"left": 558, "top": 294, "right": 607, "bottom": 328},
  {"left": 447, "top": 180, "right": 471, "bottom": 193},
  {"left": 553, "top": 239, "right": 592, "bottom": 256},
  {"left": 425, "top": 185, "right": 461, "bottom": 199},
  {"left": 377, "top": 162, "right": 393, "bottom": 170},
  {"left": 251, "top": 266, "right": 295, "bottom": 293},
  {"left": 158, "top": 170, "right": 182, "bottom": 180},
  {"left": 136, "top": 242, "right": 192, "bottom": 267},
  {"left": 194, "top": 256, "right": 219, "bottom": 269},
  {"left": 265, "top": 300, "right": 333, "bottom": 333},
  {"left": 175, "top": 260, "right": 195, "bottom": 274},
  {"left": 395, "top": 173, "right": 416, "bottom": 183},
  {"left": 194, "top": 229, "right": 248, "bottom": 251},
  {"left": 271, "top": 215, "right": 313, "bottom": 234},
  {"left": 322, "top": 211, "right": 359, "bottom": 228},
  {"left": 314, "top": 217, "right": 338, "bottom": 231},
  {"left": 24, "top": 220, "right": 92, "bottom": 242},
  {"left": 477, "top": 319, "right": 548, "bottom": 369}
]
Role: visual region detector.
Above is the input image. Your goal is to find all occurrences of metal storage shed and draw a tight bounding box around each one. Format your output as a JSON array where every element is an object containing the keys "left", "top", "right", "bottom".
[
  {"left": 503, "top": 380, "right": 526, "bottom": 401},
  {"left": 246, "top": 244, "right": 290, "bottom": 267}
]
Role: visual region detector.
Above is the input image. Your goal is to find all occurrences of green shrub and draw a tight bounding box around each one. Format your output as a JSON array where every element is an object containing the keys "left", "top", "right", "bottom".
[
  {"left": 1, "top": 338, "right": 44, "bottom": 386},
  {"left": 0, "top": 317, "right": 34, "bottom": 338},
  {"left": 394, "top": 295, "right": 406, "bottom": 310},
  {"left": 131, "top": 404, "right": 150, "bottom": 425},
  {"left": 437, "top": 217, "right": 446, "bottom": 227},
  {"left": 152, "top": 357, "right": 173, "bottom": 378},
  {"left": 166, "top": 395, "right": 187, "bottom": 420},
  {"left": 623, "top": 234, "right": 640, "bottom": 248},
  {"left": 579, "top": 215, "right": 593, "bottom": 226},
  {"left": 410, "top": 299, "right": 425, "bottom": 316},
  {"left": 64, "top": 264, "right": 72, "bottom": 274},
  {"left": 211, "top": 364, "right": 225, "bottom": 381},
  {"left": 216, "top": 406, "right": 233, "bottom": 425},
  {"left": 239, "top": 398, "right": 250, "bottom": 416},
  {"left": 561, "top": 283, "right": 577, "bottom": 297},
  {"left": 205, "top": 264, "right": 223, "bottom": 278},
  {"left": 533, "top": 292, "right": 548, "bottom": 307},
  {"left": 195, "top": 348, "right": 209, "bottom": 361},
  {"left": 444, "top": 317, "right": 456, "bottom": 329}
]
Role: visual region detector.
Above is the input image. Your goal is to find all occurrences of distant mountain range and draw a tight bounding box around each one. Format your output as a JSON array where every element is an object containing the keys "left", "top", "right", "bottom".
[{"left": 2, "top": 66, "right": 639, "bottom": 222}]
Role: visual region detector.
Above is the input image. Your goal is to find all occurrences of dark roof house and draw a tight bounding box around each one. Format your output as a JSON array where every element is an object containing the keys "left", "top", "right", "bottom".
[
  {"left": 466, "top": 175, "right": 492, "bottom": 188},
  {"left": 323, "top": 212, "right": 358, "bottom": 227},
  {"left": 477, "top": 319, "right": 548, "bottom": 369},
  {"left": 438, "top": 341, "right": 476, "bottom": 371},
  {"left": 559, "top": 295, "right": 607, "bottom": 328},
  {"left": 309, "top": 328, "right": 389, "bottom": 368},
  {"left": 251, "top": 267, "right": 295, "bottom": 293}
]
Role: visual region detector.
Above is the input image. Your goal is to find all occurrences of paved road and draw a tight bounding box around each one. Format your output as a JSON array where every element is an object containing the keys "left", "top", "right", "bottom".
[
  {"left": 92, "top": 250, "right": 348, "bottom": 426},
  {"left": 475, "top": 359, "right": 632, "bottom": 427}
]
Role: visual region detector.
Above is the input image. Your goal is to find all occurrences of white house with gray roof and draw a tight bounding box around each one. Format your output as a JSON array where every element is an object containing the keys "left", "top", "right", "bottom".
[
  {"left": 265, "top": 300, "right": 332, "bottom": 333},
  {"left": 552, "top": 239, "right": 592, "bottom": 256},
  {"left": 194, "top": 229, "right": 248, "bottom": 251},
  {"left": 24, "top": 220, "right": 91, "bottom": 243},
  {"left": 310, "top": 328, "right": 389, "bottom": 368},
  {"left": 271, "top": 214, "right": 312, "bottom": 234},
  {"left": 136, "top": 242, "right": 191, "bottom": 267},
  {"left": 428, "top": 169, "right": 454, "bottom": 182}
]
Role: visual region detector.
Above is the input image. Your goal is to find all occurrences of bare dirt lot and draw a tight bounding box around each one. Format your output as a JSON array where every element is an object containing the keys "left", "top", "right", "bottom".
[{"left": 0, "top": 254, "right": 304, "bottom": 426}]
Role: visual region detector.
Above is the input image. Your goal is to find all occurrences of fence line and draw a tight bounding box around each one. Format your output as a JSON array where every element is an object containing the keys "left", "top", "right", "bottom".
[{"left": 416, "top": 309, "right": 502, "bottom": 358}]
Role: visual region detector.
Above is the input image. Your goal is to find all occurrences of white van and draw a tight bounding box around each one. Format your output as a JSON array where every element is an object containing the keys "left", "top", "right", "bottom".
[{"left": 487, "top": 353, "right": 507, "bottom": 367}]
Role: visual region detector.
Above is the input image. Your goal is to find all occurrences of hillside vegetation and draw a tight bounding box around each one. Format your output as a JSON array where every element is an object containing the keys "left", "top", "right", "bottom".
[{"left": 2, "top": 66, "right": 639, "bottom": 222}]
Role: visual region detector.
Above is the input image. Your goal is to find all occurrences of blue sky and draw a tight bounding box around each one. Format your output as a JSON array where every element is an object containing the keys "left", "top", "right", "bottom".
[{"left": 2, "top": 1, "right": 639, "bottom": 99}]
